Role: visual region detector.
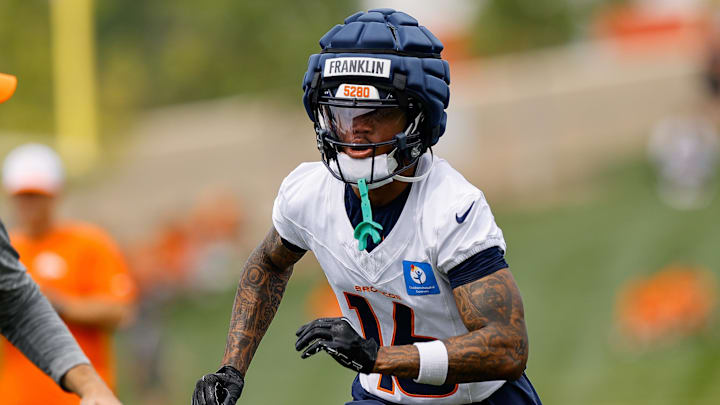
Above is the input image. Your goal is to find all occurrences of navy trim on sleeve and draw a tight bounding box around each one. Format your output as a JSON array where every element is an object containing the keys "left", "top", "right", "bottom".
[
  {"left": 447, "top": 246, "right": 508, "bottom": 289},
  {"left": 280, "top": 237, "right": 306, "bottom": 253}
]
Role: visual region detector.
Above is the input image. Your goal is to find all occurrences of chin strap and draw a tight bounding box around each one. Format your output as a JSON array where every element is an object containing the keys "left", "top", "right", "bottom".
[
  {"left": 353, "top": 178, "right": 383, "bottom": 251},
  {"left": 389, "top": 149, "right": 434, "bottom": 183}
]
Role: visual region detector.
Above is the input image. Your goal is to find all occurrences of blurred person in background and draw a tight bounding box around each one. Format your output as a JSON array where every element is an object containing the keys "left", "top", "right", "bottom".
[
  {"left": 193, "top": 9, "right": 540, "bottom": 405},
  {"left": 186, "top": 189, "right": 245, "bottom": 293},
  {"left": 648, "top": 115, "right": 719, "bottom": 209},
  {"left": 0, "top": 141, "right": 137, "bottom": 405},
  {"left": 123, "top": 189, "right": 243, "bottom": 405},
  {"left": 0, "top": 72, "right": 122, "bottom": 405},
  {"left": 124, "top": 217, "right": 191, "bottom": 405},
  {"left": 646, "top": 6, "right": 720, "bottom": 210},
  {"left": 615, "top": 264, "right": 717, "bottom": 347},
  {"left": 705, "top": 2, "right": 720, "bottom": 102}
]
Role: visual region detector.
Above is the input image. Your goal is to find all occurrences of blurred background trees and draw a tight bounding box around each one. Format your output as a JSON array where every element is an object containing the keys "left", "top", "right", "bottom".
[
  {"left": 472, "top": 0, "right": 630, "bottom": 56},
  {"left": 0, "top": 0, "right": 636, "bottom": 135},
  {"left": 0, "top": 0, "right": 357, "bottom": 134}
]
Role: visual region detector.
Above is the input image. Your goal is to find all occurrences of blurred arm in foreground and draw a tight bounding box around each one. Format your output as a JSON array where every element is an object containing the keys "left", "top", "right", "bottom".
[{"left": 0, "top": 220, "right": 120, "bottom": 405}]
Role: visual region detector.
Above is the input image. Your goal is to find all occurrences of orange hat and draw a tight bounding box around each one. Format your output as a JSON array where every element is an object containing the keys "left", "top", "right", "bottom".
[{"left": 0, "top": 73, "right": 18, "bottom": 104}]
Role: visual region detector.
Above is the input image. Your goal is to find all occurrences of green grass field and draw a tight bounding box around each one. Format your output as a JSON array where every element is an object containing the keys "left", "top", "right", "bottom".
[{"left": 116, "top": 158, "right": 720, "bottom": 404}]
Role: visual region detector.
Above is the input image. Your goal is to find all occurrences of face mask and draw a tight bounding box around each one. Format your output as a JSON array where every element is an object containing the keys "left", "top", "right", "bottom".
[
  {"left": 329, "top": 152, "right": 398, "bottom": 190},
  {"left": 329, "top": 150, "right": 435, "bottom": 189}
]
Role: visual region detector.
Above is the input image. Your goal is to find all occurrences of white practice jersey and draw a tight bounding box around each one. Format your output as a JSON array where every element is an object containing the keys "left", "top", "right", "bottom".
[{"left": 273, "top": 153, "right": 507, "bottom": 404}]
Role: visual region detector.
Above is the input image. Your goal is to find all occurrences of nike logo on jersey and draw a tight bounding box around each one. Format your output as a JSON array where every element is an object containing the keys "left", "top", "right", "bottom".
[{"left": 455, "top": 201, "right": 475, "bottom": 224}]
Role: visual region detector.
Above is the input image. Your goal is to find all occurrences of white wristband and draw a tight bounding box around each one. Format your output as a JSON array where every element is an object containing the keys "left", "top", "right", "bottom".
[{"left": 413, "top": 340, "right": 448, "bottom": 386}]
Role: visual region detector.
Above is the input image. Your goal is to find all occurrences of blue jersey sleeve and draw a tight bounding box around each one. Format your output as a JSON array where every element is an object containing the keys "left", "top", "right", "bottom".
[{"left": 446, "top": 246, "right": 508, "bottom": 289}]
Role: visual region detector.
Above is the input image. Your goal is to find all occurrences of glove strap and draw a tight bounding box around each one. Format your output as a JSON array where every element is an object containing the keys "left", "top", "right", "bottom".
[{"left": 217, "top": 365, "right": 245, "bottom": 383}]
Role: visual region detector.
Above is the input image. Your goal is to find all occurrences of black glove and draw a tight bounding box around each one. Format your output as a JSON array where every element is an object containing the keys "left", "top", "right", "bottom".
[
  {"left": 295, "top": 317, "right": 378, "bottom": 374},
  {"left": 192, "top": 365, "right": 244, "bottom": 405}
]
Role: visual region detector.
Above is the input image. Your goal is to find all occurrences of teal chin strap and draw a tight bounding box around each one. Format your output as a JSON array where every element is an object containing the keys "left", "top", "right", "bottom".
[{"left": 353, "top": 178, "right": 383, "bottom": 251}]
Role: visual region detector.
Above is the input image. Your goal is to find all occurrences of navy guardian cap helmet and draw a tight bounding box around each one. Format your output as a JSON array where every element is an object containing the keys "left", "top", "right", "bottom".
[{"left": 302, "top": 8, "right": 451, "bottom": 186}]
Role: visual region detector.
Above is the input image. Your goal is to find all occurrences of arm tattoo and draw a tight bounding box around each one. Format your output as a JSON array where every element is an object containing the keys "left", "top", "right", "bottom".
[
  {"left": 373, "top": 344, "right": 419, "bottom": 377},
  {"left": 445, "top": 268, "right": 528, "bottom": 383},
  {"left": 221, "top": 227, "right": 305, "bottom": 374},
  {"left": 372, "top": 269, "right": 528, "bottom": 384}
]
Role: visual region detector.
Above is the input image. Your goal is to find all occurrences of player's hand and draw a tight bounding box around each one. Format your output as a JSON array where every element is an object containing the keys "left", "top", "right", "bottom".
[
  {"left": 295, "top": 317, "right": 378, "bottom": 374},
  {"left": 191, "top": 365, "right": 244, "bottom": 405}
]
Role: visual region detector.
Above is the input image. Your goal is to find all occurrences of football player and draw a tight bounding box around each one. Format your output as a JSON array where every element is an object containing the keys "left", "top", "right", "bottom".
[
  {"left": 0, "top": 72, "right": 122, "bottom": 405},
  {"left": 192, "top": 9, "right": 541, "bottom": 405}
]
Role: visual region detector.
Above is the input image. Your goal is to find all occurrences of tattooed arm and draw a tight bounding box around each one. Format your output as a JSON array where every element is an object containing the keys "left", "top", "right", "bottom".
[
  {"left": 221, "top": 227, "right": 305, "bottom": 374},
  {"left": 444, "top": 268, "right": 528, "bottom": 382},
  {"left": 372, "top": 268, "right": 528, "bottom": 384}
]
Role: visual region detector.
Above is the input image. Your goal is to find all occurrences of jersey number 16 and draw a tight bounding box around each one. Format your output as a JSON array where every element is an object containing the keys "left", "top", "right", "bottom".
[{"left": 344, "top": 292, "right": 459, "bottom": 398}]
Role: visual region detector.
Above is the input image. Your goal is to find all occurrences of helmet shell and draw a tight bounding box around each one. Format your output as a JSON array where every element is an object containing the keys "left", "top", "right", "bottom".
[{"left": 302, "top": 9, "right": 451, "bottom": 146}]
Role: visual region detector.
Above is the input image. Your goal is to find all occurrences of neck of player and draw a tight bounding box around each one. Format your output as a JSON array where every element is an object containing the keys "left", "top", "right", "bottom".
[{"left": 353, "top": 164, "right": 416, "bottom": 207}]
